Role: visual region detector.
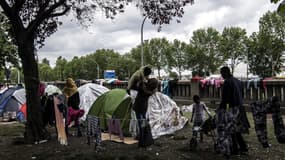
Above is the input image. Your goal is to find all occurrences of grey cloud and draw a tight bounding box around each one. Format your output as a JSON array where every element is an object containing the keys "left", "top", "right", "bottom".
[{"left": 38, "top": 0, "right": 278, "bottom": 66}]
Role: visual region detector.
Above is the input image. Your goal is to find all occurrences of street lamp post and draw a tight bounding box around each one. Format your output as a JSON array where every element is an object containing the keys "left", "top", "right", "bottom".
[{"left": 141, "top": 16, "right": 148, "bottom": 67}]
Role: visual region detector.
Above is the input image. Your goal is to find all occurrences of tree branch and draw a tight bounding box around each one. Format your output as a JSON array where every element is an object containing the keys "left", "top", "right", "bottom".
[
  {"left": 13, "top": 0, "right": 26, "bottom": 13},
  {"left": 39, "top": 0, "right": 68, "bottom": 20},
  {"left": 50, "top": 4, "right": 69, "bottom": 17},
  {"left": 0, "top": 0, "right": 25, "bottom": 34},
  {"left": 39, "top": 1, "right": 51, "bottom": 13},
  {"left": 27, "top": 0, "right": 68, "bottom": 35},
  {"left": 0, "top": 0, "right": 13, "bottom": 18}
]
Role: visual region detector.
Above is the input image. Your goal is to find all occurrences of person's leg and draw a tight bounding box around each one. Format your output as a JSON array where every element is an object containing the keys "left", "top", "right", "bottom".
[
  {"left": 75, "top": 110, "right": 84, "bottom": 137},
  {"left": 236, "top": 133, "right": 248, "bottom": 152},
  {"left": 86, "top": 116, "right": 91, "bottom": 145},
  {"left": 136, "top": 113, "right": 143, "bottom": 147},
  {"left": 192, "top": 121, "right": 199, "bottom": 140},
  {"left": 76, "top": 123, "right": 82, "bottom": 137},
  {"left": 231, "top": 133, "right": 239, "bottom": 155},
  {"left": 200, "top": 132, "right": 203, "bottom": 142},
  {"left": 197, "top": 122, "right": 203, "bottom": 142},
  {"left": 192, "top": 125, "right": 198, "bottom": 140}
]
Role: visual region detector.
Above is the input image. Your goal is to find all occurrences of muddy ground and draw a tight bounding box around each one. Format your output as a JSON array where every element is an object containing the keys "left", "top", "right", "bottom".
[{"left": 0, "top": 114, "right": 285, "bottom": 160}]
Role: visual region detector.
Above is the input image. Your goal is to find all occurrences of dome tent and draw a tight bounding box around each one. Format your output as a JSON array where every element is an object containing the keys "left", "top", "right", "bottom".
[
  {"left": 88, "top": 89, "right": 132, "bottom": 134},
  {"left": 88, "top": 88, "right": 188, "bottom": 139},
  {"left": 78, "top": 83, "right": 109, "bottom": 121}
]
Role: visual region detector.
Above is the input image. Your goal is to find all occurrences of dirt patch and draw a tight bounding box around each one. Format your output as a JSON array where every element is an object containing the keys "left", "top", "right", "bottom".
[{"left": 0, "top": 114, "right": 285, "bottom": 160}]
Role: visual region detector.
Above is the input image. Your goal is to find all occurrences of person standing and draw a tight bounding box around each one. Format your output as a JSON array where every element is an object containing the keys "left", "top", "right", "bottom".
[
  {"left": 127, "top": 65, "right": 154, "bottom": 147},
  {"left": 219, "top": 66, "right": 250, "bottom": 155},
  {"left": 190, "top": 95, "right": 211, "bottom": 143},
  {"left": 63, "top": 78, "right": 84, "bottom": 137},
  {"left": 127, "top": 65, "right": 152, "bottom": 93}
]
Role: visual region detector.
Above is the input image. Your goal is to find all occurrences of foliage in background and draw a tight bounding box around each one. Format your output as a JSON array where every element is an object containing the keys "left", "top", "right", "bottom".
[
  {"left": 190, "top": 27, "right": 224, "bottom": 76},
  {"left": 220, "top": 27, "right": 248, "bottom": 74},
  {"left": 143, "top": 38, "right": 170, "bottom": 79},
  {"left": 248, "top": 11, "right": 285, "bottom": 77},
  {"left": 0, "top": 13, "right": 18, "bottom": 71},
  {"left": 167, "top": 39, "right": 189, "bottom": 80}
]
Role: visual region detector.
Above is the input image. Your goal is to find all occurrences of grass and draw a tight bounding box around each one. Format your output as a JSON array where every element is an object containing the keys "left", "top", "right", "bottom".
[
  {"left": 0, "top": 109, "right": 284, "bottom": 160},
  {"left": 183, "top": 108, "right": 285, "bottom": 160},
  {"left": 0, "top": 122, "right": 25, "bottom": 136}
]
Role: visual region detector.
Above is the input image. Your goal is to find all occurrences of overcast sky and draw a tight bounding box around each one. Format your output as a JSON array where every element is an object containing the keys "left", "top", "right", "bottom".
[{"left": 38, "top": 0, "right": 278, "bottom": 71}]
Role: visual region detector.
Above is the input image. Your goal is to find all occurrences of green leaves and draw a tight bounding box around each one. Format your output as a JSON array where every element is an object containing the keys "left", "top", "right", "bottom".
[
  {"left": 167, "top": 39, "right": 188, "bottom": 79},
  {"left": 137, "top": 0, "right": 194, "bottom": 27},
  {"left": 220, "top": 27, "right": 247, "bottom": 74},
  {"left": 0, "top": 13, "right": 19, "bottom": 71},
  {"left": 190, "top": 27, "right": 223, "bottom": 76},
  {"left": 271, "top": 0, "right": 285, "bottom": 17},
  {"left": 247, "top": 11, "right": 285, "bottom": 77},
  {"left": 277, "top": 0, "right": 285, "bottom": 16}
]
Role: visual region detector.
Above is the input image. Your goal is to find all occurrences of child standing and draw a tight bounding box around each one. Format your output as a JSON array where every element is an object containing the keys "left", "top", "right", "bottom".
[{"left": 190, "top": 95, "right": 210, "bottom": 142}]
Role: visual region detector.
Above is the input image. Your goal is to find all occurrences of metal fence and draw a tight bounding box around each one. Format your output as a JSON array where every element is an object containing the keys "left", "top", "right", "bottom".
[{"left": 51, "top": 79, "right": 285, "bottom": 107}]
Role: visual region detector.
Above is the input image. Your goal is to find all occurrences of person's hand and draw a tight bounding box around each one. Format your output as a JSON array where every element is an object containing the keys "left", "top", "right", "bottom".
[{"left": 126, "top": 89, "right": 130, "bottom": 95}]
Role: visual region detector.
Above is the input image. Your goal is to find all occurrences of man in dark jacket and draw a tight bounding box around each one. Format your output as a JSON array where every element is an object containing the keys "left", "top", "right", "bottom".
[{"left": 219, "top": 66, "right": 249, "bottom": 155}]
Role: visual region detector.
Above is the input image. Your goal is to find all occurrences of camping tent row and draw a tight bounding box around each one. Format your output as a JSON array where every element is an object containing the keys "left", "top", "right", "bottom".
[
  {"left": 87, "top": 88, "right": 188, "bottom": 139},
  {"left": 0, "top": 83, "right": 188, "bottom": 139},
  {"left": 0, "top": 85, "right": 64, "bottom": 121},
  {"left": 0, "top": 83, "right": 109, "bottom": 121}
]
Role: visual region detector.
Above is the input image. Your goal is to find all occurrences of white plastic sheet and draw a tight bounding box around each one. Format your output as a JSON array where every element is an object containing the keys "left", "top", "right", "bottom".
[
  {"left": 147, "top": 92, "right": 188, "bottom": 139},
  {"left": 78, "top": 83, "right": 109, "bottom": 120}
]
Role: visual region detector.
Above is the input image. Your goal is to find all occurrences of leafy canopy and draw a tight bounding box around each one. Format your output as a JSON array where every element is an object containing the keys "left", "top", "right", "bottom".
[
  {"left": 1, "top": 0, "right": 194, "bottom": 48},
  {"left": 0, "top": 13, "right": 18, "bottom": 69}
]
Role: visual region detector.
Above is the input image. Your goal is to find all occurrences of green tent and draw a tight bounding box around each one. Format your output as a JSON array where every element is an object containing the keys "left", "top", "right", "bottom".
[{"left": 88, "top": 89, "right": 132, "bottom": 134}]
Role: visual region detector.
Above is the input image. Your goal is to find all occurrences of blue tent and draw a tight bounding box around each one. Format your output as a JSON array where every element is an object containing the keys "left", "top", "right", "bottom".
[{"left": 0, "top": 86, "right": 23, "bottom": 116}]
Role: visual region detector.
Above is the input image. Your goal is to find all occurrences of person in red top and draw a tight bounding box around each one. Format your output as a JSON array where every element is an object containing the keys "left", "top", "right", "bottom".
[{"left": 63, "top": 78, "right": 84, "bottom": 137}]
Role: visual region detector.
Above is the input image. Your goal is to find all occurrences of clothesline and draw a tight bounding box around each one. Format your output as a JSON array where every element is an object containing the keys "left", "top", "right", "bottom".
[{"left": 86, "top": 115, "right": 166, "bottom": 121}]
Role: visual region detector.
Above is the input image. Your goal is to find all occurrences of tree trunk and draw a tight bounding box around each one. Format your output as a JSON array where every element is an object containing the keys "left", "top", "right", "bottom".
[
  {"left": 231, "top": 60, "right": 235, "bottom": 75},
  {"left": 18, "top": 37, "right": 46, "bottom": 144},
  {"left": 178, "top": 66, "right": 182, "bottom": 80},
  {"left": 157, "top": 66, "right": 161, "bottom": 79}
]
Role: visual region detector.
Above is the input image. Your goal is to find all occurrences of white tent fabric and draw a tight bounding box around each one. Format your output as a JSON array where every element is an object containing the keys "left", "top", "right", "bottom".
[
  {"left": 45, "top": 85, "right": 62, "bottom": 96},
  {"left": 78, "top": 83, "right": 109, "bottom": 120},
  {"left": 12, "top": 88, "right": 26, "bottom": 105},
  {"left": 181, "top": 104, "right": 193, "bottom": 112},
  {"left": 13, "top": 85, "right": 62, "bottom": 105},
  {"left": 147, "top": 92, "right": 188, "bottom": 139},
  {"left": 0, "top": 87, "right": 8, "bottom": 94},
  {"left": 180, "top": 103, "right": 210, "bottom": 114}
]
